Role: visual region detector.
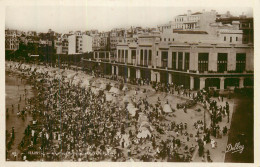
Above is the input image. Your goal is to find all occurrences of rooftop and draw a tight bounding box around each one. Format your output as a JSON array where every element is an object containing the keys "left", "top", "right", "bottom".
[{"left": 172, "top": 30, "right": 208, "bottom": 34}]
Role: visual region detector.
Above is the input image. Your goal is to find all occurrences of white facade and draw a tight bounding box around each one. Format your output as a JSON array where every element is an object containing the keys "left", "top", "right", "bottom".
[
  {"left": 82, "top": 35, "right": 93, "bottom": 53},
  {"left": 68, "top": 35, "right": 92, "bottom": 54},
  {"left": 68, "top": 35, "right": 76, "bottom": 54}
]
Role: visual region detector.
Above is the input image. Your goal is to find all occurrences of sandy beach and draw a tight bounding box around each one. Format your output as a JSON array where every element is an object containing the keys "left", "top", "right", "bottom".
[{"left": 5, "top": 61, "right": 235, "bottom": 162}]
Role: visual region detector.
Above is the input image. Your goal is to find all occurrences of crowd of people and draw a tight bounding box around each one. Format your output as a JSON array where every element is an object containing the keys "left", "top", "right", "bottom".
[{"left": 6, "top": 61, "right": 231, "bottom": 162}]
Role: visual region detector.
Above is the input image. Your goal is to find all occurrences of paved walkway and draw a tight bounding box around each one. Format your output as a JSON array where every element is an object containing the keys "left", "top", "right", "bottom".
[{"left": 113, "top": 83, "right": 235, "bottom": 162}]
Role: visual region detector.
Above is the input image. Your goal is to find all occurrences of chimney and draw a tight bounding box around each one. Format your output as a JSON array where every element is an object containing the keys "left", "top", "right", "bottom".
[
  {"left": 227, "top": 11, "right": 231, "bottom": 16},
  {"left": 187, "top": 10, "right": 191, "bottom": 15}
]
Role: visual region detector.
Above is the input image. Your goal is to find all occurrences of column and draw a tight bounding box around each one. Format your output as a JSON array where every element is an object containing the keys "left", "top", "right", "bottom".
[
  {"left": 117, "top": 50, "right": 119, "bottom": 62},
  {"left": 121, "top": 50, "right": 124, "bottom": 63},
  {"left": 128, "top": 67, "right": 130, "bottom": 78},
  {"left": 124, "top": 50, "right": 126, "bottom": 63},
  {"left": 143, "top": 49, "right": 145, "bottom": 66},
  {"left": 220, "top": 77, "right": 225, "bottom": 90},
  {"left": 200, "top": 77, "right": 205, "bottom": 90},
  {"left": 116, "top": 66, "right": 119, "bottom": 75},
  {"left": 239, "top": 77, "right": 244, "bottom": 88},
  {"left": 168, "top": 73, "right": 172, "bottom": 84},
  {"left": 136, "top": 69, "right": 140, "bottom": 79},
  {"left": 190, "top": 76, "right": 194, "bottom": 90},
  {"left": 112, "top": 66, "right": 114, "bottom": 75},
  {"left": 176, "top": 52, "right": 178, "bottom": 69},
  {"left": 182, "top": 52, "right": 185, "bottom": 70}
]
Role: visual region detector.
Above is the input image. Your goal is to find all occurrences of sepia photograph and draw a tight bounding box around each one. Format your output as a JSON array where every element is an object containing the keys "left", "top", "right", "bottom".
[{"left": 3, "top": 1, "right": 255, "bottom": 164}]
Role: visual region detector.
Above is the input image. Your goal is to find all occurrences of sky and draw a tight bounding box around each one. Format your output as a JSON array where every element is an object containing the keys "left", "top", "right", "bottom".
[{"left": 5, "top": 6, "right": 253, "bottom": 33}]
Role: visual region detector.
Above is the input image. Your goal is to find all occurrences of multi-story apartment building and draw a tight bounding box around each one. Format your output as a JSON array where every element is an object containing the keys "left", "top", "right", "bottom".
[
  {"left": 82, "top": 11, "right": 253, "bottom": 91},
  {"left": 92, "top": 35, "right": 101, "bottom": 51},
  {"left": 5, "top": 29, "right": 20, "bottom": 51},
  {"left": 55, "top": 34, "right": 70, "bottom": 54},
  {"left": 158, "top": 10, "right": 217, "bottom": 33},
  {"left": 68, "top": 34, "right": 92, "bottom": 54},
  {"left": 27, "top": 31, "right": 37, "bottom": 37},
  {"left": 216, "top": 13, "right": 253, "bottom": 44},
  {"left": 99, "top": 32, "right": 109, "bottom": 50}
]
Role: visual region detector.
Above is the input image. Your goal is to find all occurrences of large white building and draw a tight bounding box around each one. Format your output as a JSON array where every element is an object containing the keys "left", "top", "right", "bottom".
[{"left": 82, "top": 10, "right": 253, "bottom": 91}]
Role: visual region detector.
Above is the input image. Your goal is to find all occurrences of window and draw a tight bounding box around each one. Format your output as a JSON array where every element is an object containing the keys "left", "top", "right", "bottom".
[
  {"left": 172, "top": 38, "right": 174, "bottom": 41},
  {"left": 125, "top": 50, "right": 128, "bottom": 63},
  {"left": 177, "top": 52, "right": 183, "bottom": 71},
  {"left": 236, "top": 53, "right": 246, "bottom": 72},
  {"left": 131, "top": 50, "right": 136, "bottom": 64},
  {"left": 121, "top": 50, "right": 124, "bottom": 62},
  {"left": 224, "top": 36, "right": 226, "bottom": 41},
  {"left": 236, "top": 37, "right": 238, "bottom": 41},
  {"left": 140, "top": 49, "right": 143, "bottom": 65},
  {"left": 168, "top": 38, "right": 170, "bottom": 41},
  {"left": 230, "top": 37, "right": 232, "bottom": 42},
  {"left": 184, "top": 52, "right": 190, "bottom": 71},
  {"left": 164, "top": 38, "right": 166, "bottom": 41},
  {"left": 172, "top": 52, "right": 176, "bottom": 70},
  {"left": 99, "top": 52, "right": 105, "bottom": 59},
  {"left": 161, "top": 51, "right": 168, "bottom": 68},
  {"left": 217, "top": 53, "right": 228, "bottom": 72},
  {"left": 117, "top": 50, "right": 120, "bottom": 61},
  {"left": 148, "top": 50, "right": 152, "bottom": 66},
  {"left": 198, "top": 53, "right": 209, "bottom": 72},
  {"left": 144, "top": 50, "right": 148, "bottom": 66}
]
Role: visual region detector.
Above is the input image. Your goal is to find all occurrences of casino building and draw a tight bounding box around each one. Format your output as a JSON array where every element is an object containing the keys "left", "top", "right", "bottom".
[{"left": 82, "top": 11, "right": 253, "bottom": 91}]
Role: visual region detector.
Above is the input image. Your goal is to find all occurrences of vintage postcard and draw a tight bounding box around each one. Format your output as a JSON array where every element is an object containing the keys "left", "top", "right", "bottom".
[{"left": 0, "top": 0, "right": 258, "bottom": 166}]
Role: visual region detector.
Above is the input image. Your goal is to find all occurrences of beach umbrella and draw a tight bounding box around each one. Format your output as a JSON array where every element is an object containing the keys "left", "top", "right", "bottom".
[
  {"left": 67, "top": 72, "right": 77, "bottom": 79},
  {"left": 137, "top": 128, "right": 151, "bottom": 139},
  {"left": 91, "top": 87, "right": 99, "bottom": 95},
  {"left": 30, "top": 67, "right": 35, "bottom": 72},
  {"left": 80, "top": 80, "right": 90, "bottom": 88},
  {"left": 109, "top": 87, "right": 120, "bottom": 94},
  {"left": 105, "top": 93, "right": 113, "bottom": 102},
  {"left": 140, "top": 121, "right": 154, "bottom": 131},
  {"left": 99, "top": 83, "right": 107, "bottom": 90},
  {"left": 55, "top": 74, "right": 62, "bottom": 80},
  {"left": 122, "top": 85, "right": 128, "bottom": 91},
  {"left": 123, "top": 95, "right": 131, "bottom": 103},
  {"left": 126, "top": 103, "right": 138, "bottom": 117},
  {"left": 138, "top": 113, "right": 149, "bottom": 123},
  {"left": 163, "top": 104, "right": 173, "bottom": 113},
  {"left": 72, "top": 77, "right": 81, "bottom": 86}
]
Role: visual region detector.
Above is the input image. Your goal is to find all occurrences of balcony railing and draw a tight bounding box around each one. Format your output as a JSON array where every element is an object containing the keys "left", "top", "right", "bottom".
[{"left": 161, "top": 61, "right": 168, "bottom": 69}]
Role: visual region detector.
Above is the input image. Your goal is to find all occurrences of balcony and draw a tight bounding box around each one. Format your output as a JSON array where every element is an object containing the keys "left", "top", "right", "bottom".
[{"left": 159, "top": 61, "right": 168, "bottom": 69}]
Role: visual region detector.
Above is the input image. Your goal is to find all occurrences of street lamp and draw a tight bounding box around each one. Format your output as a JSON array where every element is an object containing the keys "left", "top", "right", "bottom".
[
  {"left": 204, "top": 109, "right": 206, "bottom": 132},
  {"left": 203, "top": 102, "right": 207, "bottom": 133}
]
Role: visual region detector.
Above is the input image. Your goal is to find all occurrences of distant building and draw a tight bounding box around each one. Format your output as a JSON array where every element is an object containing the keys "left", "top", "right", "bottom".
[
  {"left": 55, "top": 34, "right": 70, "bottom": 54},
  {"left": 216, "top": 14, "right": 253, "bottom": 44},
  {"left": 68, "top": 34, "right": 92, "bottom": 54},
  {"left": 27, "top": 31, "right": 37, "bottom": 37},
  {"left": 82, "top": 10, "right": 253, "bottom": 91},
  {"left": 92, "top": 35, "right": 101, "bottom": 51},
  {"left": 158, "top": 10, "right": 217, "bottom": 33},
  {"left": 5, "top": 29, "right": 19, "bottom": 51}
]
